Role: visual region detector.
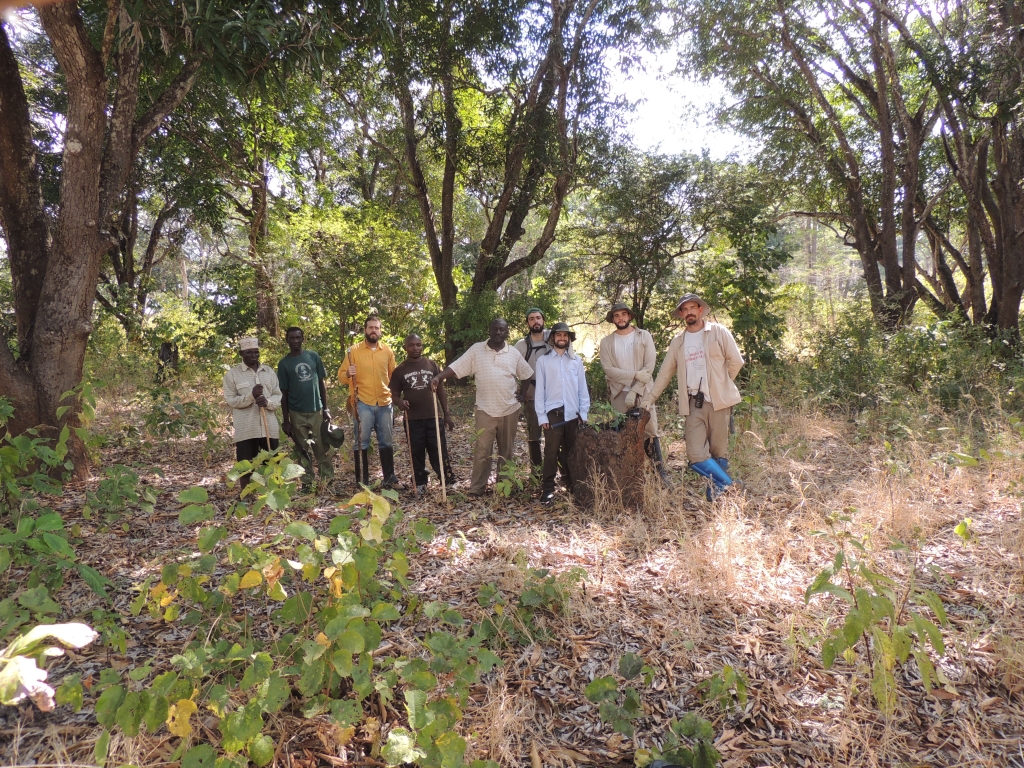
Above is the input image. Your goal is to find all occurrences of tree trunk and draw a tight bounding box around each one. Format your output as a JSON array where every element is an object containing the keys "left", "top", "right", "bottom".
[{"left": 249, "top": 170, "right": 280, "bottom": 337}]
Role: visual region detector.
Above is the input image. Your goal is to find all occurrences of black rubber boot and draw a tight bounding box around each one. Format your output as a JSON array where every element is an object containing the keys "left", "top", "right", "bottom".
[
  {"left": 647, "top": 437, "right": 675, "bottom": 488},
  {"left": 360, "top": 449, "right": 370, "bottom": 486},
  {"left": 528, "top": 440, "right": 543, "bottom": 472},
  {"left": 353, "top": 449, "right": 362, "bottom": 486},
  {"left": 380, "top": 446, "right": 403, "bottom": 490}
]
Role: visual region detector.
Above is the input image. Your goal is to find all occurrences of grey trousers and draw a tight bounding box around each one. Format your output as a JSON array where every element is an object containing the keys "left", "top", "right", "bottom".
[{"left": 289, "top": 410, "right": 334, "bottom": 484}]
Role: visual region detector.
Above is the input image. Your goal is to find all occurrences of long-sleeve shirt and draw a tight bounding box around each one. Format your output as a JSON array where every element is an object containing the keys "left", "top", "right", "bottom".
[
  {"left": 534, "top": 349, "right": 590, "bottom": 425},
  {"left": 337, "top": 340, "right": 397, "bottom": 407},
  {"left": 598, "top": 327, "right": 657, "bottom": 401},
  {"left": 223, "top": 362, "right": 282, "bottom": 443},
  {"left": 650, "top": 322, "right": 744, "bottom": 415}
]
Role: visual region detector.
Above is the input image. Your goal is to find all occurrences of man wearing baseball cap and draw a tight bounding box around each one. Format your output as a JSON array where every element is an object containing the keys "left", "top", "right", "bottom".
[
  {"left": 598, "top": 302, "right": 672, "bottom": 484},
  {"left": 643, "top": 293, "right": 744, "bottom": 499}
]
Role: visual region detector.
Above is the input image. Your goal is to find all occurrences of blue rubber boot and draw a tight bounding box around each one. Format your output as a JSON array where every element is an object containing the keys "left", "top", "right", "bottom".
[
  {"left": 716, "top": 457, "right": 729, "bottom": 473},
  {"left": 690, "top": 458, "right": 734, "bottom": 500}
]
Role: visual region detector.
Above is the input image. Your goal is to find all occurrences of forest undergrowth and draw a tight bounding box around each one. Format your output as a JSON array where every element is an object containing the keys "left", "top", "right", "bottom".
[{"left": 2, "top": 341, "right": 1023, "bottom": 768}]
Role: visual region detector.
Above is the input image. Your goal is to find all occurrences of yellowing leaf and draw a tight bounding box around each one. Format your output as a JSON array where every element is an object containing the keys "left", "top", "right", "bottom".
[
  {"left": 159, "top": 589, "right": 178, "bottom": 608},
  {"left": 239, "top": 571, "right": 263, "bottom": 589},
  {"left": 335, "top": 725, "right": 356, "bottom": 746},
  {"left": 315, "top": 632, "right": 331, "bottom": 648},
  {"left": 329, "top": 574, "right": 344, "bottom": 598},
  {"left": 166, "top": 698, "right": 197, "bottom": 737},
  {"left": 345, "top": 492, "right": 372, "bottom": 507},
  {"left": 263, "top": 557, "right": 284, "bottom": 589}
]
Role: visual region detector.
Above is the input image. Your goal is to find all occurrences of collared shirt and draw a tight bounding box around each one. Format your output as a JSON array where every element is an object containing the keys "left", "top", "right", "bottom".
[
  {"left": 222, "top": 362, "right": 282, "bottom": 443},
  {"left": 534, "top": 349, "right": 590, "bottom": 425},
  {"left": 448, "top": 341, "right": 534, "bottom": 418},
  {"left": 338, "top": 340, "right": 397, "bottom": 407}
]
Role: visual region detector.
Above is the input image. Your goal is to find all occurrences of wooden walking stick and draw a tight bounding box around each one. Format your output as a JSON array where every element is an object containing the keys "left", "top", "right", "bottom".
[
  {"left": 403, "top": 411, "right": 415, "bottom": 491},
  {"left": 432, "top": 390, "right": 446, "bottom": 503},
  {"left": 346, "top": 347, "right": 362, "bottom": 482},
  {"left": 254, "top": 369, "right": 272, "bottom": 451}
]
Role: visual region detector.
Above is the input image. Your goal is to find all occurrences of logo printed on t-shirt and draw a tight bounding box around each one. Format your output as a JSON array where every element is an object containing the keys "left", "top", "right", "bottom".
[
  {"left": 404, "top": 370, "right": 433, "bottom": 390},
  {"left": 296, "top": 362, "right": 313, "bottom": 382}
]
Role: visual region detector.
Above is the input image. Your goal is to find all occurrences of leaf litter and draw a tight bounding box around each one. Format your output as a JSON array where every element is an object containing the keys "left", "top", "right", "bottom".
[{"left": 2, "top": 386, "right": 1023, "bottom": 767}]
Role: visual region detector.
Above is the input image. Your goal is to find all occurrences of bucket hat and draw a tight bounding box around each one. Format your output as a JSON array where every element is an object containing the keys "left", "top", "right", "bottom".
[
  {"left": 321, "top": 420, "right": 346, "bottom": 449},
  {"left": 548, "top": 322, "right": 576, "bottom": 342},
  {"left": 672, "top": 293, "right": 710, "bottom": 319},
  {"left": 604, "top": 302, "right": 635, "bottom": 324}
]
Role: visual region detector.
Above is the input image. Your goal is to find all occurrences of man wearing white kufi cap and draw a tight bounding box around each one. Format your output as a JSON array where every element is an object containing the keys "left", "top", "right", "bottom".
[{"left": 223, "top": 337, "right": 283, "bottom": 486}]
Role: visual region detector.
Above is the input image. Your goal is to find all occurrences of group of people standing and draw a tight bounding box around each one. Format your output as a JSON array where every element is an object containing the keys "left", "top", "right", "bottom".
[{"left": 223, "top": 293, "right": 744, "bottom": 503}]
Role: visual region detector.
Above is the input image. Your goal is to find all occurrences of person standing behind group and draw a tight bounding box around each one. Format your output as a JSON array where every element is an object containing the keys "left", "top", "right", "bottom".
[
  {"left": 534, "top": 323, "right": 590, "bottom": 506},
  {"left": 390, "top": 334, "right": 457, "bottom": 497},
  {"left": 430, "top": 318, "right": 534, "bottom": 497},
  {"left": 513, "top": 308, "right": 553, "bottom": 473},
  {"left": 278, "top": 327, "right": 333, "bottom": 493},
  {"left": 223, "top": 337, "right": 282, "bottom": 490},
  {"left": 598, "top": 302, "right": 672, "bottom": 483},
  {"left": 643, "top": 293, "right": 744, "bottom": 500},
  {"left": 339, "top": 314, "right": 401, "bottom": 489}
]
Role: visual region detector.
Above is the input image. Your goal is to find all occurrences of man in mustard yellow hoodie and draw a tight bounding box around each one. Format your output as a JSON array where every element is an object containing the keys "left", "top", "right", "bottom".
[
  {"left": 643, "top": 293, "right": 744, "bottom": 499},
  {"left": 338, "top": 314, "right": 399, "bottom": 489}
]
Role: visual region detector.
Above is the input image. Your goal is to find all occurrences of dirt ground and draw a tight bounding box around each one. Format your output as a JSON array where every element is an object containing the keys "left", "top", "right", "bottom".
[{"left": 3, "top": 386, "right": 1022, "bottom": 768}]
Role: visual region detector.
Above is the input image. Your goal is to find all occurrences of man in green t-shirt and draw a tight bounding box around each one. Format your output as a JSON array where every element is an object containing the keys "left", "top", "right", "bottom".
[{"left": 278, "top": 326, "right": 333, "bottom": 491}]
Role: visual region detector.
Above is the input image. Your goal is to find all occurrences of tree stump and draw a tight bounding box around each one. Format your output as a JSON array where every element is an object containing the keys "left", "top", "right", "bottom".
[{"left": 568, "top": 410, "right": 650, "bottom": 510}]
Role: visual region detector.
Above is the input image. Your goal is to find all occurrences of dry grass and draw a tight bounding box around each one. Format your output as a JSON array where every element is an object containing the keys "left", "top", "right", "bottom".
[{"left": 3, "top": 385, "right": 1023, "bottom": 767}]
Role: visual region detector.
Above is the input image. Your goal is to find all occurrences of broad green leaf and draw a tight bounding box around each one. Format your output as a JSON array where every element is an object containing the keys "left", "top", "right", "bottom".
[
  {"left": 335, "top": 630, "right": 365, "bottom": 654},
  {"left": 95, "top": 685, "right": 126, "bottom": 728},
  {"left": 284, "top": 522, "right": 317, "bottom": 541},
  {"left": 618, "top": 653, "right": 645, "bottom": 680},
  {"left": 178, "top": 487, "right": 209, "bottom": 504},
  {"left": 181, "top": 744, "right": 216, "bottom": 768},
  {"left": 198, "top": 526, "right": 226, "bottom": 554},
  {"left": 144, "top": 693, "right": 169, "bottom": 733},
  {"left": 248, "top": 734, "right": 275, "bottom": 767},
  {"left": 256, "top": 672, "right": 290, "bottom": 714},
  {"left": 179, "top": 504, "right": 215, "bottom": 525},
  {"left": 371, "top": 602, "right": 401, "bottom": 621},
  {"left": 115, "top": 691, "right": 145, "bottom": 737},
  {"left": 584, "top": 675, "right": 618, "bottom": 703},
  {"left": 93, "top": 730, "right": 111, "bottom": 768},
  {"left": 436, "top": 730, "right": 467, "bottom": 768},
  {"left": 55, "top": 674, "right": 83, "bottom": 712},
  {"left": 75, "top": 563, "right": 111, "bottom": 599},
  {"left": 405, "top": 688, "right": 430, "bottom": 729},
  {"left": 329, "top": 697, "right": 362, "bottom": 727}
]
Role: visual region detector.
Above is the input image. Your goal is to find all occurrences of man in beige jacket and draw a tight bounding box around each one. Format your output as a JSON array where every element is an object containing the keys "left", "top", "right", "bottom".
[
  {"left": 598, "top": 302, "right": 672, "bottom": 483},
  {"left": 643, "top": 293, "right": 743, "bottom": 498}
]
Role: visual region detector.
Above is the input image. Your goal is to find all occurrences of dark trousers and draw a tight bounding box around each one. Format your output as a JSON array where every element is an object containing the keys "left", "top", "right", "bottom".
[
  {"left": 408, "top": 418, "right": 455, "bottom": 487},
  {"left": 541, "top": 408, "right": 579, "bottom": 493},
  {"left": 235, "top": 437, "right": 279, "bottom": 462}
]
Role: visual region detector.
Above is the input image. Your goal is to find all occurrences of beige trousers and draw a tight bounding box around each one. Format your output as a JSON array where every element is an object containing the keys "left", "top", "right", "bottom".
[
  {"left": 470, "top": 408, "right": 520, "bottom": 494},
  {"left": 684, "top": 397, "right": 731, "bottom": 463},
  {"left": 610, "top": 390, "right": 659, "bottom": 438}
]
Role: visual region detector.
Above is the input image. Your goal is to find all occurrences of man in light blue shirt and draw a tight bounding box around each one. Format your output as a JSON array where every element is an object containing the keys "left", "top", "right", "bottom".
[{"left": 534, "top": 322, "right": 591, "bottom": 505}]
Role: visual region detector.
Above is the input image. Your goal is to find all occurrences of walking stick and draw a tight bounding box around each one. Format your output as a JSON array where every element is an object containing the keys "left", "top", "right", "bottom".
[
  {"left": 403, "top": 411, "right": 414, "bottom": 491},
  {"left": 432, "top": 390, "right": 446, "bottom": 504},
  {"left": 346, "top": 348, "right": 362, "bottom": 482},
  {"left": 254, "top": 369, "right": 272, "bottom": 451}
]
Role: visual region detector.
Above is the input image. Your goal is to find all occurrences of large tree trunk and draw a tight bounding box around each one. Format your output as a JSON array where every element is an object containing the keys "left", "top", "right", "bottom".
[
  {"left": 249, "top": 169, "right": 280, "bottom": 337},
  {"left": 0, "top": 4, "right": 198, "bottom": 474}
]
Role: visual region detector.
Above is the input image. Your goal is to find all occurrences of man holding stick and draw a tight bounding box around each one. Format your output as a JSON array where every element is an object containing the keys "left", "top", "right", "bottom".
[
  {"left": 430, "top": 318, "right": 534, "bottom": 497},
  {"left": 513, "top": 308, "right": 553, "bottom": 473},
  {"left": 278, "top": 326, "right": 333, "bottom": 493},
  {"left": 390, "top": 334, "right": 456, "bottom": 497},
  {"left": 223, "top": 337, "right": 282, "bottom": 490},
  {"left": 338, "top": 314, "right": 401, "bottom": 489}
]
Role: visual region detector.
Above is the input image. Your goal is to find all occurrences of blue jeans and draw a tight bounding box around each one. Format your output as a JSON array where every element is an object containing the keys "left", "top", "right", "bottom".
[{"left": 353, "top": 402, "right": 394, "bottom": 450}]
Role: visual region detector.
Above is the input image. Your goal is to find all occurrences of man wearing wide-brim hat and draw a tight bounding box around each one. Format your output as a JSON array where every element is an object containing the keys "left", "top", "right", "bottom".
[
  {"left": 534, "top": 322, "right": 590, "bottom": 505},
  {"left": 643, "top": 293, "right": 744, "bottom": 499},
  {"left": 598, "top": 302, "right": 672, "bottom": 484}
]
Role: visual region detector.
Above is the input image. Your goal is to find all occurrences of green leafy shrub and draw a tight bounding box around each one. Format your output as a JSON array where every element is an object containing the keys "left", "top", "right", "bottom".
[
  {"left": 804, "top": 513, "right": 949, "bottom": 715},
  {"left": 634, "top": 712, "right": 722, "bottom": 768},
  {"left": 476, "top": 566, "right": 584, "bottom": 647}
]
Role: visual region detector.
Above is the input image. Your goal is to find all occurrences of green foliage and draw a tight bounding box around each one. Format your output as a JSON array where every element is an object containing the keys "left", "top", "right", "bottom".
[
  {"left": 139, "top": 385, "right": 224, "bottom": 459},
  {"left": 107, "top": 483, "right": 507, "bottom": 766},
  {"left": 584, "top": 653, "right": 655, "bottom": 738},
  {"left": 694, "top": 169, "right": 792, "bottom": 365},
  {"left": 492, "top": 460, "right": 534, "bottom": 498},
  {"left": 953, "top": 518, "right": 974, "bottom": 547},
  {"left": 442, "top": 290, "right": 561, "bottom": 360},
  {"left": 476, "top": 567, "right": 585, "bottom": 647},
  {"left": 804, "top": 514, "right": 950, "bottom": 715},
  {"left": 634, "top": 712, "right": 722, "bottom": 768},
  {"left": 697, "top": 664, "right": 748, "bottom": 712}
]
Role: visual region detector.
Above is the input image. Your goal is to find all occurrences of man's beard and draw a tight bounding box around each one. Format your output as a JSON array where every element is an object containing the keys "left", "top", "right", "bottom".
[
  {"left": 684, "top": 316, "right": 698, "bottom": 326},
  {"left": 615, "top": 319, "right": 631, "bottom": 330},
  {"left": 366, "top": 332, "right": 380, "bottom": 342},
  {"left": 554, "top": 341, "right": 569, "bottom": 349},
  {"left": 529, "top": 323, "right": 544, "bottom": 332}
]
